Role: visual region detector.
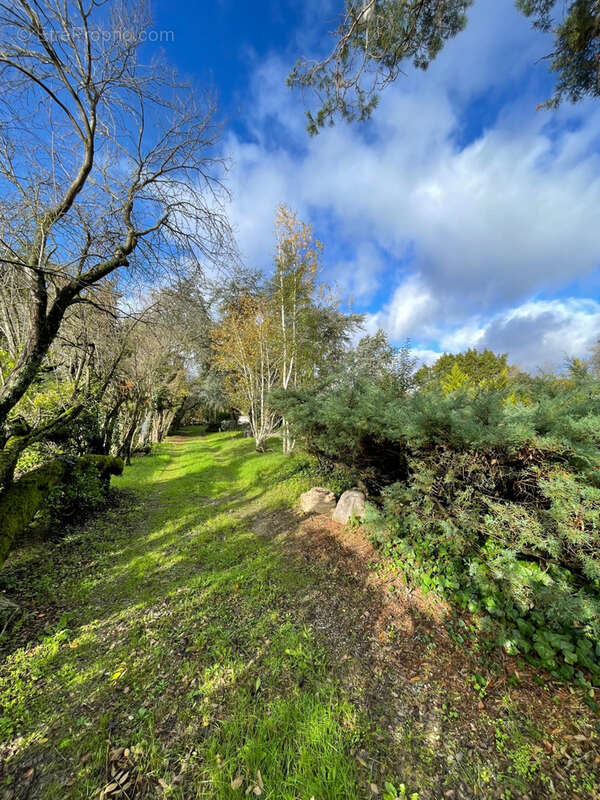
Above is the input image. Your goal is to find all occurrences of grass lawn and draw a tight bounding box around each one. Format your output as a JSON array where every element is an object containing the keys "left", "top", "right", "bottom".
[{"left": 1, "top": 429, "right": 599, "bottom": 799}]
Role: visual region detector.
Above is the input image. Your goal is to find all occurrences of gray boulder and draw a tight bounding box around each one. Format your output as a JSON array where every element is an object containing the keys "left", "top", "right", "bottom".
[
  {"left": 299, "top": 487, "right": 336, "bottom": 515},
  {"left": 332, "top": 489, "right": 366, "bottom": 525}
]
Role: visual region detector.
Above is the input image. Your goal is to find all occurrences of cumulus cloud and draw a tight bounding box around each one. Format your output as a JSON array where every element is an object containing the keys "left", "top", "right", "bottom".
[
  {"left": 368, "top": 288, "right": 600, "bottom": 371},
  {"left": 478, "top": 299, "right": 600, "bottom": 372},
  {"left": 365, "top": 274, "right": 438, "bottom": 340},
  {"left": 222, "top": 0, "right": 600, "bottom": 370}
]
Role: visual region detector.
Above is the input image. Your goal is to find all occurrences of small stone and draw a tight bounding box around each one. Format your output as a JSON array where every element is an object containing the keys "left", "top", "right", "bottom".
[
  {"left": 332, "top": 489, "right": 366, "bottom": 524},
  {"left": 299, "top": 487, "right": 336, "bottom": 515}
]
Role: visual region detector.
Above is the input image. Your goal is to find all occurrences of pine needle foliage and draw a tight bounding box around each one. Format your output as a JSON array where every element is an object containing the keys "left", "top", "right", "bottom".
[{"left": 276, "top": 356, "right": 600, "bottom": 680}]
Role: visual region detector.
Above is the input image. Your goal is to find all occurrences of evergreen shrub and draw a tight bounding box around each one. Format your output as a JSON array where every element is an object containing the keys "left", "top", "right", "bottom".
[{"left": 276, "top": 372, "right": 600, "bottom": 679}]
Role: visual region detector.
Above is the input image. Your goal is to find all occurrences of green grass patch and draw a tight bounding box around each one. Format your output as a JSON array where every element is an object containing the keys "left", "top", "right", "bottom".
[
  {"left": 1, "top": 429, "right": 598, "bottom": 799},
  {"left": 0, "top": 431, "right": 364, "bottom": 799}
]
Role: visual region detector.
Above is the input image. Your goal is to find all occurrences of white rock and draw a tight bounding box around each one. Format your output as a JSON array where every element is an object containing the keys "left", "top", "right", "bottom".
[
  {"left": 299, "top": 487, "right": 336, "bottom": 515},
  {"left": 332, "top": 489, "right": 366, "bottom": 525}
]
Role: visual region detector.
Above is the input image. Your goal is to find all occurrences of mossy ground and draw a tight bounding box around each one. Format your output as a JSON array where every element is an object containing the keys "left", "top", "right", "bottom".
[{"left": 1, "top": 429, "right": 598, "bottom": 799}]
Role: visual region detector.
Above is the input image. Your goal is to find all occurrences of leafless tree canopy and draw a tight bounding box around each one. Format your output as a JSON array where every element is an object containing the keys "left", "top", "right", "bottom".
[{"left": 0, "top": 0, "right": 233, "bottom": 434}]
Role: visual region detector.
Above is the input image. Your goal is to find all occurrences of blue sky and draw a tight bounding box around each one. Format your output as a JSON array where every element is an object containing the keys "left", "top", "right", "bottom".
[{"left": 153, "top": 0, "right": 600, "bottom": 372}]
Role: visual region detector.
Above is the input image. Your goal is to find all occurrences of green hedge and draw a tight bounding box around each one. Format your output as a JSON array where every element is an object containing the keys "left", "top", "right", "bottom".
[
  {"left": 276, "top": 372, "right": 600, "bottom": 681},
  {"left": 0, "top": 455, "right": 123, "bottom": 567}
]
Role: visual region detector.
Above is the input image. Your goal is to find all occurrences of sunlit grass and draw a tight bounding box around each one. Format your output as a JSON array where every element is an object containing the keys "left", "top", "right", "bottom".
[
  {"left": 2, "top": 429, "right": 596, "bottom": 799},
  {"left": 0, "top": 430, "right": 364, "bottom": 799}
]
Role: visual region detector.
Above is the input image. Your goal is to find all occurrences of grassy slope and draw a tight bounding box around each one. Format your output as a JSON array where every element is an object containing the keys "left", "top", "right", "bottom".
[{"left": 1, "top": 429, "right": 598, "bottom": 799}]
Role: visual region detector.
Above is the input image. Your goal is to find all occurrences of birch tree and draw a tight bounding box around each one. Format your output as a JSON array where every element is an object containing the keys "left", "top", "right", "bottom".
[
  {"left": 212, "top": 294, "right": 280, "bottom": 451},
  {"left": 272, "top": 206, "right": 321, "bottom": 454}
]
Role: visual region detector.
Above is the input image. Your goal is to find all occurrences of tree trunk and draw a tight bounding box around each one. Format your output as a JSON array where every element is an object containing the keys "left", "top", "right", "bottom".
[
  {"left": 100, "top": 398, "right": 126, "bottom": 455},
  {"left": 255, "top": 435, "right": 267, "bottom": 452},
  {"left": 281, "top": 418, "right": 296, "bottom": 455},
  {"left": 119, "top": 402, "right": 143, "bottom": 466},
  {"left": 0, "top": 402, "right": 84, "bottom": 490},
  {"left": 0, "top": 283, "right": 78, "bottom": 430}
]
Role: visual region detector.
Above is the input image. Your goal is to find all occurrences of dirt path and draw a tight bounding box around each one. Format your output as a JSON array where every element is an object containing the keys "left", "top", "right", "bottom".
[{"left": 1, "top": 431, "right": 599, "bottom": 800}]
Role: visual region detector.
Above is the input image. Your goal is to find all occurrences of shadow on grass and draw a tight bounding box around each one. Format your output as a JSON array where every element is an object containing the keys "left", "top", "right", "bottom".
[{"left": 1, "top": 429, "right": 598, "bottom": 800}]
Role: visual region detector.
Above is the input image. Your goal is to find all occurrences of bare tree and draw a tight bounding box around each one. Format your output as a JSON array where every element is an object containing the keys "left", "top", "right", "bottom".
[
  {"left": 0, "top": 265, "right": 30, "bottom": 365},
  {"left": 0, "top": 0, "right": 232, "bottom": 488},
  {"left": 115, "top": 304, "right": 189, "bottom": 463}
]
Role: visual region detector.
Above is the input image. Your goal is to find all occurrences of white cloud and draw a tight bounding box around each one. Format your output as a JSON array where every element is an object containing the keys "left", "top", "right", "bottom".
[
  {"left": 439, "top": 323, "right": 486, "bottom": 353},
  {"left": 294, "top": 101, "right": 600, "bottom": 312},
  {"left": 365, "top": 274, "right": 438, "bottom": 340},
  {"left": 404, "top": 298, "right": 600, "bottom": 372},
  {"left": 478, "top": 298, "right": 600, "bottom": 372},
  {"left": 412, "top": 348, "right": 443, "bottom": 368},
  {"left": 221, "top": 0, "right": 600, "bottom": 371}
]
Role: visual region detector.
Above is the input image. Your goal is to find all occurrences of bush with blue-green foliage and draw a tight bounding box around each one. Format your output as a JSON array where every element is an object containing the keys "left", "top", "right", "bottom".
[{"left": 274, "top": 343, "right": 600, "bottom": 681}]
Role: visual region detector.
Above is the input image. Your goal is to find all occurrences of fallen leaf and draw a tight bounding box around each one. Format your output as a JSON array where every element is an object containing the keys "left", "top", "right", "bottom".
[
  {"left": 370, "top": 783, "right": 379, "bottom": 795},
  {"left": 231, "top": 775, "right": 244, "bottom": 790},
  {"left": 256, "top": 769, "right": 264, "bottom": 789}
]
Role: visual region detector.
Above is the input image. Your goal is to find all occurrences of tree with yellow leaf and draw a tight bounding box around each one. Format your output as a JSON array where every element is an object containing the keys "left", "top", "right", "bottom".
[
  {"left": 212, "top": 294, "right": 281, "bottom": 452},
  {"left": 415, "top": 348, "right": 510, "bottom": 394},
  {"left": 213, "top": 207, "right": 361, "bottom": 453}
]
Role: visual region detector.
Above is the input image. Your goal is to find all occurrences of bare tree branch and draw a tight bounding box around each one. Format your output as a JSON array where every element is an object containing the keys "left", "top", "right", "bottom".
[{"left": 0, "top": 0, "right": 234, "bottom": 450}]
